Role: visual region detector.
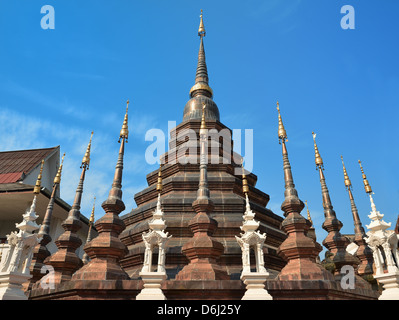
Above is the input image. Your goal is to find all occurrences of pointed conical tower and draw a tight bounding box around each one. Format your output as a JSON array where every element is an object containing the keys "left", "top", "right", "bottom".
[
  {"left": 340, "top": 156, "right": 374, "bottom": 282},
  {"left": 273, "top": 103, "right": 330, "bottom": 281},
  {"left": 183, "top": 9, "right": 219, "bottom": 122},
  {"left": 45, "top": 132, "right": 93, "bottom": 283},
  {"left": 72, "top": 102, "right": 130, "bottom": 281},
  {"left": 28, "top": 153, "right": 65, "bottom": 289},
  {"left": 120, "top": 12, "right": 286, "bottom": 285},
  {"left": 312, "top": 132, "right": 359, "bottom": 275},
  {"left": 82, "top": 197, "right": 96, "bottom": 264}
]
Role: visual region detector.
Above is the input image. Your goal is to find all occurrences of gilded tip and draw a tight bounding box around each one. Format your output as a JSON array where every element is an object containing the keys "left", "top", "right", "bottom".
[
  {"left": 119, "top": 100, "right": 129, "bottom": 142},
  {"left": 89, "top": 196, "right": 96, "bottom": 224},
  {"left": 82, "top": 131, "right": 94, "bottom": 168},
  {"left": 33, "top": 159, "right": 45, "bottom": 194},
  {"left": 200, "top": 102, "right": 207, "bottom": 133},
  {"left": 312, "top": 131, "right": 323, "bottom": 169},
  {"left": 156, "top": 163, "right": 163, "bottom": 193},
  {"left": 54, "top": 153, "right": 66, "bottom": 185},
  {"left": 198, "top": 9, "right": 206, "bottom": 37},
  {"left": 241, "top": 160, "right": 249, "bottom": 195},
  {"left": 277, "top": 101, "right": 287, "bottom": 143},
  {"left": 341, "top": 155, "right": 352, "bottom": 190},
  {"left": 305, "top": 200, "right": 313, "bottom": 225},
  {"left": 358, "top": 160, "right": 373, "bottom": 194}
]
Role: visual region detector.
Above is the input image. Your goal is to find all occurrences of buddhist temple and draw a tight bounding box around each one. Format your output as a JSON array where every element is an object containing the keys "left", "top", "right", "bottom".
[{"left": 0, "top": 10, "right": 396, "bottom": 303}]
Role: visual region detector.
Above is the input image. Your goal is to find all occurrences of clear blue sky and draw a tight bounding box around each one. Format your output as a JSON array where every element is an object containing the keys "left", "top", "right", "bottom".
[{"left": 0, "top": 0, "right": 398, "bottom": 255}]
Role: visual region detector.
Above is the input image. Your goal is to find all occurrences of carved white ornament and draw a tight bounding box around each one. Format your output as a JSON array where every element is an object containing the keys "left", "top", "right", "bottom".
[
  {"left": 236, "top": 194, "right": 272, "bottom": 300},
  {"left": 136, "top": 193, "right": 171, "bottom": 300},
  {"left": 365, "top": 193, "right": 399, "bottom": 300},
  {"left": 0, "top": 196, "right": 41, "bottom": 300}
]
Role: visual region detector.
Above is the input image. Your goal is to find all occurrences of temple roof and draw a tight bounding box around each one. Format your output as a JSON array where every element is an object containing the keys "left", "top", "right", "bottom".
[{"left": 0, "top": 146, "right": 59, "bottom": 183}]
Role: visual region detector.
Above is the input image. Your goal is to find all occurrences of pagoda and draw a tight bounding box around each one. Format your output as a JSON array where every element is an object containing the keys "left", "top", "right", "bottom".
[{"left": 119, "top": 10, "right": 287, "bottom": 285}]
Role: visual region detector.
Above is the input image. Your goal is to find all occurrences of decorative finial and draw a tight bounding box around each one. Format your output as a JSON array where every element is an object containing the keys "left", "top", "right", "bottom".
[
  {"left": 277, "top": 101, "right": 288, "bottom": 144},
  {"left": 81, "top": 131, "right": 94, "bottom": 169},
  {"left": 53, "top": 153, "right": 65, "bottom": 185},
  {"left": 119, "top": 100, "right": 129, "bottom": 142},
  {"left": 156, "top": 162, "right": 163, "bottom": 193},
  {"left": 198, "top": 9, "right": 206, "bottom": 37},
  {"left": 33, "top": 160, "right": 45, "bottom": 194},
  {"left": 305, "top": 200, "right": 313, "bottom": 226},
  {"left": 187, "top": 11, "right": 214, "bottom": 100},
  {"left": 312, "top": 132, "right": 323, "bottom": 169},
  {"left": 89, "top": 196, "right": 95, "bottom": 224},
  {"left": 199, "top": 103, "right": 207, "bottom": 135},
  {"left": 358, "top": 160, "right": 372, "bottom": 194},
  {"left": 241, "top": 158, "right": 249, "bottom": 195},
  {"left": 341, "top": 155, "right": 352, "bottom": 190}
]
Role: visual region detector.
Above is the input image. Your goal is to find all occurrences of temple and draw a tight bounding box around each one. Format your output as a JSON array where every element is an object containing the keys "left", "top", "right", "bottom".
[{"left": 0, "top": 10, "right": 395, "bottom": 301}]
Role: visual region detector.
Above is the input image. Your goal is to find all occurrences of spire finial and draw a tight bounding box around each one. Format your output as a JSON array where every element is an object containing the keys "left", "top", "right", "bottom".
[
  {"left": 81, "top": 131, "right": 94, "bottom": 169},
  {"left": 199, "top": 102, "right": 207, "bottom": 135},
  {"left": 277, "top": 101, "right": 288, "bottom": 144},
  {"left": 189, "top": 12, "right": 213, "bottom": 99},
  {"left": 156, "top": 162, "right": 163, "bottom": 193},
  {"left": 241, "top": 158, "right": 249, "bottom": 195},
  {"left": 53, "top": 153, "right": 65, "bottom": 185},
  {"left": 33, "top": 159, "right": 45, "bottom": 194},
  {"left": 312, "top": 132, "right": 324, "bottom": 169},
  {"left": 305, "top": 200, "right": 313, "bottom": 226},
  {"left": 198, "top": 9, "right": 206, "bottom": 37},
  {"left": 119, "top": 100, "right": 129, "bottom": 142},
  {"left": 89, "top": 196, "right": 96, "bottom": 224},
  {"left": 358, "top": 160, "right": 372, "bottom": 194},
  {"left": 341, "top": 155, "right": 352, "bottom": 190}
]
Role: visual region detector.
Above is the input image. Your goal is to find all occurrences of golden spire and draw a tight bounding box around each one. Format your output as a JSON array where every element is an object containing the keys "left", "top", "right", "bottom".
[
  {"left": 341, "top": 155, "right": 352, "bottom": 190},
  {"left": 199, "top": 103, "right": 207, "bottom": 135},
  {"left": 198, "top": 9, "right": 206, "bottom": 37},
  {"left": 241, "top": 158, "right": 249, "bottom": 195},
  {"left": 156, "top": 162, "right": 163, "bottom": 193},
  {"left": 81, "top": 131, "right": 94, "bottom": 169},
  {"left": 358, "top": 160, "right": 372, "bottom": 194},
  {"left": 312, "top": 132, "right": 323, "bottom": 169},
  {"left": 188, "top": 10, "right": 213, "bottom": 100},
  {"left": 119, "top": 100, "right": 129, "bottom": 142},
  {"left": 53, "top": 153, "right": 65, "bottom": 185},
  {"left": 277, "top": 101, "right": 287, "bottom": 143},
  {"left": 89, "top": 196, "right": 96, "bottom": 224},
  {"left": 33, "top": 160, "right": 45, "bottom": 194},
  {"left": 305, "top": 200, "right": 313, "bottom": 226}
]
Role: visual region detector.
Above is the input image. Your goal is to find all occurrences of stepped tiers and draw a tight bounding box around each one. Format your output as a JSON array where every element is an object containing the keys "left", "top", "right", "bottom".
[{"left": 120, "top": 119, "right": 287, "bottom": 280}]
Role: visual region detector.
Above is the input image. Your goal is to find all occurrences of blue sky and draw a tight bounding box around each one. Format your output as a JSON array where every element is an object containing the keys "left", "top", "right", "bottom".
[{"left": 0, "top": 0, "right": 398, "bottom": 256}]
